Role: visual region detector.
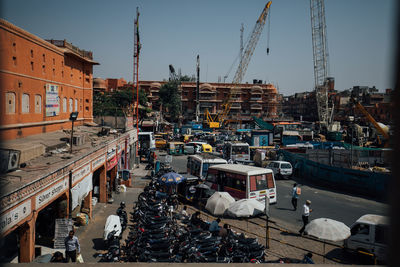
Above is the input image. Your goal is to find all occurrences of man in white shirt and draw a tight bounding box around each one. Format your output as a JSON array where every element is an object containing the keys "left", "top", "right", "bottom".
[{"left": 299, "top": 200, "right": 312, "bottom": 235}]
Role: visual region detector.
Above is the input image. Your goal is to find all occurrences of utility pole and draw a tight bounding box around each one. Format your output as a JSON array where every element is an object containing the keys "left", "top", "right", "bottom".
[
  {"left": 196, "top": 55, "right": 200, "bottom": 123},
  {"left": 134, "top": 7, "right": 140, "bottom": 155}
]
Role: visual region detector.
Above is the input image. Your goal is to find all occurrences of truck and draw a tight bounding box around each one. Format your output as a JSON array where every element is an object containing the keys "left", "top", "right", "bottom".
[{"left": 344, "top": 214, "right": 388, "bottom": 263}]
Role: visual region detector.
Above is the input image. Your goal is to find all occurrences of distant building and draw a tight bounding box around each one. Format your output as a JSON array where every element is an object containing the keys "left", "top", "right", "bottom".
[
  {"left": 105, "top": 78, "right": 127, "bottom": 92},
  {"left": 0, "top": 19, "right": 99, "bottom": 140},
  {"left": 139, "top": 80, "right": 280, "bottom": 124}
]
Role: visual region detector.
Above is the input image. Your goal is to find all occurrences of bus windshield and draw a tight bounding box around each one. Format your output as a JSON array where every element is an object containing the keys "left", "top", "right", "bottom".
[
  {"left": 250, "top": 173, "right": 274, "bottom": 191},
  {"left": 232, "top": 145, "right": 249, "bottom": 155}
]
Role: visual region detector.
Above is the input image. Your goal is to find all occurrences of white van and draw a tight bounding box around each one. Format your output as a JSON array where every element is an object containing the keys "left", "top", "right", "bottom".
[
  {"left": 267, "top": 161, "right": 293, "bottom": 179},
  {"left": 344, "top": 214, "right": 388, "bottom": 263},
  {"left": 138, "top": 132, "right": 155, "bottom": 150}
]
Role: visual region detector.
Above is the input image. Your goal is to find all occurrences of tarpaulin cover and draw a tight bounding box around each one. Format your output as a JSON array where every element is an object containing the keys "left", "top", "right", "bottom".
[{"left": 70, "top": 173, "right": 93, "bottom": 210}]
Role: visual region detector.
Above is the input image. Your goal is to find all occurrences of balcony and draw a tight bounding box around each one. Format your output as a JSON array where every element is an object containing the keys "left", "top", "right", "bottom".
[
  {"left": 199, "top": 95, "right": 217, "bottom": 101},
  {"left": 200, "top": 103, "right": 214, "bottom": 108},
  {"left": 250, "top": 104, "right": 262, "bottom": 110},
  {"left": 230, "top": 103, "right": 241, "bottom": 109},
  {"left": 250, "top": 97, "right": 262, "bottom": 101}
]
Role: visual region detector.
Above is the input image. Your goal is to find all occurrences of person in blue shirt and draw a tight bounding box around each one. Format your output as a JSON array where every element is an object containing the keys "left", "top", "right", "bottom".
[
  {"left": 291, "top": 183, "right": 300, "bottom": 211},
  {"left": 64, "top": 230, "right": 80, "bottom": 262},
  {"left": 209, "top": 218, "right": 221, "bottom": 236},
  {"left": 302, "top": 252, "right": 315, "bottom": 264}
]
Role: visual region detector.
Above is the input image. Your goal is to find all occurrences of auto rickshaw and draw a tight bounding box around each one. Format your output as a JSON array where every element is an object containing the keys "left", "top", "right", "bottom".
[
  {"left": 167, "top": 141, "right": 185, "bottom": 155},
  {"left": 182, "top": 134, "right": 193, "bottom": 143}
]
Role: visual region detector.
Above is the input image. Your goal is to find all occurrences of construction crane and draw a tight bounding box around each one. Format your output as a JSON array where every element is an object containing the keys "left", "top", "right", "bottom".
[
  {"left": 310, "top": 0, "right": 333, "bottom": 130},
  {"left": 205, "top": 1, "right": 272, "bottom": 128}
]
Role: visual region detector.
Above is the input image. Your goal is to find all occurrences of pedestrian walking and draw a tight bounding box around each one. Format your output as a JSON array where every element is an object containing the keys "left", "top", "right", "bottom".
[
  {"left": 299, "top": 200, "right": 312, "bottom": 235},
  {"left": 291, "top": 183, "right": 300, "bottom": 211},
  {"left": 64, "top": 230, "right": 80, "bottom": 262}
]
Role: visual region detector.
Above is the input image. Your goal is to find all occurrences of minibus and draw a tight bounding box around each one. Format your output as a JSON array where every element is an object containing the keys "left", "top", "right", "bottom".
[{"left": 204, "top": 164, "right": 277, "bottom": 204}]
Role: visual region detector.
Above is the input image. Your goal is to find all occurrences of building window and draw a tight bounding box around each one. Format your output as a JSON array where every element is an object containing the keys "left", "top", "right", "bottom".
[
  {"left": 61, "top": 71, "right": 64, "bottom": 78},
  {"left": 61, "top": 61, "right": 64, "bottom": 67},
  {"left": 22, "top": 93, "right": 30, "bottom": 113},
  {"left": 85, "top": 99, "right": 89, "bottom": 103},
  {"left": 12, "top": 42, "right": 16, "bottom": 52},
  {"left": 53, "top": 58, "right": 55, "bottom": 65},
  {"left": 69, "top": 98, "right": 73, "bottom": 112},
  {"left": 30, "top": 49, "right": 34, "bottom": 57},
  {"left": 31, "top": 61, "right": 34, "bottom": 71},
  {"left": 12, "top": 56, "right": 17, "bottom": 66},
  {"left": 42, "top": 64, "right": 46, "bottom": 74},
  {"left": 43, "top": 53, "right": 45, "bottom": 62},
  {"left": 74, "top": 99, "right": 78, "bottom": 112},
  {"left": 35, "top": 94, "right": 42, "bottom": 113},
  {"left": 85, "top": 106, "right": 89, "bottom": 111},
  {"left": 63, "top": 97, "right": 67, "bottom": 112},
  {"left": 5, "top": 92, "right": 16, "bottom": 114},
  {"left": 53, "top": 68, "right": 55, "bottom": 76}
]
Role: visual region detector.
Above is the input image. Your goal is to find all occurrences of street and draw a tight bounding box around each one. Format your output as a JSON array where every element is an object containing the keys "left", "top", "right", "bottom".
[{"left": 159, "top": 153, "right": 388, "bottom": 231}]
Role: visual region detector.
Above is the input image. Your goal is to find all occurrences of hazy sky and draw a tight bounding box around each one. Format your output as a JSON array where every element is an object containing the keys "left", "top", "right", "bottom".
[{"left": 1, "top": 0, "right": 396, "bottom": 95}]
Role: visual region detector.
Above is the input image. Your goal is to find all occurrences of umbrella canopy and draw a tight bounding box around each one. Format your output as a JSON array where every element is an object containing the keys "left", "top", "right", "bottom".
[
  {"left": 226, "top": 199, "right": 265, "bottom": 218},
  {"left": 305, "top": 218, "right": 350, "bottom": 242},
  {"left": 205, "top": 192, "right": 235, "bottom": 216},
  {"left": 195, "top": 183, "right": 210, "bottom": 190},
  {"left": 159, "top": 172, "right": 186, "bottom": 186}
]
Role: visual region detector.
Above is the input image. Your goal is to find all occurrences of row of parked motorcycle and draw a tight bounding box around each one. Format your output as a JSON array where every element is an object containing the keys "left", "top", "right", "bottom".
[{"left": 100, "top": 171, "right": 266, "bottom": 262}]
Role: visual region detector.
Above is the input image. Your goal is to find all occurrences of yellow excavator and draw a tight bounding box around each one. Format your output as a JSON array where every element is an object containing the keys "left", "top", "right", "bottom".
[{"left": 351, "top": 98, "right": 390, "bottom": 147}]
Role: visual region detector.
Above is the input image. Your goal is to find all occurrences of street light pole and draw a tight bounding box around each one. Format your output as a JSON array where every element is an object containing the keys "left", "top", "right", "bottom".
[{"left": 69, "top": 112, "right": 79, "bottom": 154}]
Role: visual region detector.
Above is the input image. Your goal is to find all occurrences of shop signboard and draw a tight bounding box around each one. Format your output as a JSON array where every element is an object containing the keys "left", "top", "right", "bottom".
[
  {"left": 72, "top": 163, "right": 91, "bottom": 185},
  {"left": 35, "top": 176, "right": 68, "bottom": 210},
  {"left": 0, "top": 200, "right": 31, "bottom": 235},
  {"left": 46, "top": 83, "right": 60, "bottom": 117},
  {"left": 92, "top": 155, "right": 105, "bottom": 171}
]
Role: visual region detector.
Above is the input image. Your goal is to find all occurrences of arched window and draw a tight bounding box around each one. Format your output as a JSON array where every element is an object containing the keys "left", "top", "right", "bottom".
[
  {"left": 69, "top": 98, "right": 73, "bottom": 112},
  {"left": 63, "top": 97, "right": 67, "bottom": 113},
  {"left": 74, "top": 99, "right": 78, "bottom": 112},
  {"left": 5, "top": 92, "right": 16, "bottom": 114},
  {"left": 22, "top": 93, "right": 30, "bottom": 113},
  {"left": 35, "top": 94, "right": 42, "bottom": 113}
]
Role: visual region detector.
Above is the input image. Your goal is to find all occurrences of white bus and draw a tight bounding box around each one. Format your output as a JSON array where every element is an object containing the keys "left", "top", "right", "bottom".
[
  {"left": 205, "top": 164, "right": 277, "bottom": 204},
  {"left": 223, "top": 142, "right": 250, "bottom": 162},
  {"left": 187, "top": 153, "right": 227, "bottom": 180}
]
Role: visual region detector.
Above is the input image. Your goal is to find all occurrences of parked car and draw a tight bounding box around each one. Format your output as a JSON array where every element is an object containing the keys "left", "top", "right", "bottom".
[
  {"left": 344, "top": 214, "right": 388, "bottom": 263},
  {"left": 267, "top": 161, "right": 293, "bottom": 179}
]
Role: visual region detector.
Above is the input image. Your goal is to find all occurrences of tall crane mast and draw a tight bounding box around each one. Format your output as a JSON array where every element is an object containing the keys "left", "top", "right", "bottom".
[
  {"left": 310, "top": 0, "right": 332, "bottom": 126},
  {"left": 233, "top": 1, "right": 272, "bottom": 84},
  {"left": 218, "top": 1, "right": 272, "bottom": 126}
]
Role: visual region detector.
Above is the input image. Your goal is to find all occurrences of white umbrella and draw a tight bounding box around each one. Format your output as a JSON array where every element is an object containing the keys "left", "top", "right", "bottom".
[
  {"left": 205, "top": 192, "right": 235, "bottom": 216},
  {"left": 305, "top": 218, "right": 350, "bottom": 262},
  {"left": 225, "top": 199, "right": 266, "bottom": 218},
  {"left": 305, "top": 218, "right": 350, "bottom": 242}
]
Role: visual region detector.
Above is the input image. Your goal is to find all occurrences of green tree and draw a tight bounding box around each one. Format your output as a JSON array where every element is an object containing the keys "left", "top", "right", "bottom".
[
  {"left": 159, "top": 81, "right": 181, "bottom": 122},
  {"left": 93, "top": 88, "right": 150, "bottom": 117}
]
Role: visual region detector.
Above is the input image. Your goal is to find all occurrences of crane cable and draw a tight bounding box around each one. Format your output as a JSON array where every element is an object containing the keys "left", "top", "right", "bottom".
[{"left": 266, "top": 6, "right": 271, "bottom": 55}]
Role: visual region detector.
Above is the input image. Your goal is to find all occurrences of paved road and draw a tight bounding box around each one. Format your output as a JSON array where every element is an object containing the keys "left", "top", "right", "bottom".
[{"left": 158, "top": 153, "right": 389, "bottom": 230}]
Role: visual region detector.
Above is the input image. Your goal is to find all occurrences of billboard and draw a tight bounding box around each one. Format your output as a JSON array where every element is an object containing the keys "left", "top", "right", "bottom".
[{"left": 46, "top": 84, "right": 60, "bottom": 117}]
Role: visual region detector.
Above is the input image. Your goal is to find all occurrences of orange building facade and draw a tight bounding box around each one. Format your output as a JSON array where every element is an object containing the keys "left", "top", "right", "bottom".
[{"left": 0, "top": 19, "right": 98, "bottom": 141}]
